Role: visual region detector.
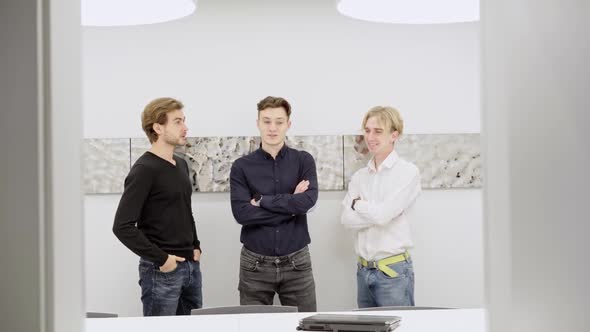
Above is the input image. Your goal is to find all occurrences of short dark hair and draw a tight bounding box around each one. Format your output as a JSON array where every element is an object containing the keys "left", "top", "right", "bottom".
[{"left": 257, "top": 96, "right": 291, "bottom": 117}]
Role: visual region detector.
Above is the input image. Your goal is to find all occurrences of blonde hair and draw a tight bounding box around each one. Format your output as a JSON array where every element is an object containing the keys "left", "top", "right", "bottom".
[
  {"left": 361, "top": 106, "right": 404, "bottom": 135},
  {"left": 141, "top": 97, "right": 184, "bottom": 143}
]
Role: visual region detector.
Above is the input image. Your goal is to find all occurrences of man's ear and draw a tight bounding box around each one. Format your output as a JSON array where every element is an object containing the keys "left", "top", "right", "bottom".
[
  {"left": 391, "top": 130, "right": 399, "bottom": 143},
  {"left": 153, "top": 123, "right": 162, "bottom": 135}
]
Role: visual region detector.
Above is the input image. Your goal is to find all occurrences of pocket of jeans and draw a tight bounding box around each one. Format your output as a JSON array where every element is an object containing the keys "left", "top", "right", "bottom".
[
  {"left": 138, "top": 261, "right": 152, "bottom": 287},
  {"left": 291, "top": 256, "right": 312, "bottom": 271},
  {"left": 240, "top": 258, "right": 258, "bottom": 272},
  {"left": 157, "top": 263, "right": 179, "bottom": 274},
  {"left": 139, "top": 261, "right": 151, "bottom": 274},
  {"left": 378, "top": 262, "right": 406, "bottom": 280}
]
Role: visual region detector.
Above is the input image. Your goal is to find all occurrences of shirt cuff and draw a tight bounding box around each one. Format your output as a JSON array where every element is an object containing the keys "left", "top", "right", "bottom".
[
  {"left": 258, "top": 195, "right": 267, "bottom": 208},
  {"left": 343, "top": 196, "right": 353, "bottom": 209},
  {"left": 354, "top": 200, "right": 369, "bottom": 214}
]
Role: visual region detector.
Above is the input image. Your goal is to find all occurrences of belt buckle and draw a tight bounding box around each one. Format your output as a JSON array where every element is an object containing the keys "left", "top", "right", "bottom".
[{"left": 359, "top": 257, "right": 379, "bottom": 269}]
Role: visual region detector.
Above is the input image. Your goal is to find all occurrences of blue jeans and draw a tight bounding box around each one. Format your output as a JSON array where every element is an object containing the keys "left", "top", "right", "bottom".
[
  {"left": 357, "top": 258, "right": 415, "bottom": 308},
  {"left": 138, "top": 258, "right": 202, "bottom": 316}
]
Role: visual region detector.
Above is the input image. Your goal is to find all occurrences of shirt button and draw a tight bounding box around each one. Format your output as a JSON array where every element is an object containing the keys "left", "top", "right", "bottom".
[
  {"left": 276, "top": 230, "right": 279, "bottom": 233},
  {"left": 275, "top": 258, "right": 280, "bottom": 264},
  {"left": 275, "top": 179, "right": 279, "bottom": 182}
]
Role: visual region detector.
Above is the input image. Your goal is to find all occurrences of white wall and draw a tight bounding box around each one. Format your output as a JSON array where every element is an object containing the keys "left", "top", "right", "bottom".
[
  {"left": 86, "top": 190, "right": 482, "bottom": 316},
  {"left": 83, "top": 0, "right": 480, "bottom": 137},
  {"left": 83, "top": 0, "right": 483, "bottom": 316},
  {"left": 483, "top": 1, "right": 590, "bottom": 331}
]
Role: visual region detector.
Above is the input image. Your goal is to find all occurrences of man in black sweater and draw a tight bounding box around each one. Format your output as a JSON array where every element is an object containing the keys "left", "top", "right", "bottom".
[
  {"left": 230, "top": 96, "right": 319, "bottom": 312},
  {"left": 113, "top": 97, "right": 202, "bottom": 316}
]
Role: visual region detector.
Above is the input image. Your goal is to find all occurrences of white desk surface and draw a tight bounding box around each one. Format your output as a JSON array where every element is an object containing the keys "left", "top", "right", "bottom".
[{"left": 86, "top": 308, "right": 486, "bottom": 332}]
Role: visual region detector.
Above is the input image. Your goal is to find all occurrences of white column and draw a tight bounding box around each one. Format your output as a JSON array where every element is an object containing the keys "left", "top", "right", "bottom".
[
  {"left": 482, "top": 1, "right": 590, "bottom": 332},
  {"left": 0, "top": 0, "right": 83, "bottom": 331}
]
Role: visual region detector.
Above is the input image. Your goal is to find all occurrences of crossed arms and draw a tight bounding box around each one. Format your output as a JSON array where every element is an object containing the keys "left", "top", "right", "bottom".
[
  {"left": 341, "top": 168, "right": 421, "bottom": 230},
  {"left": 230, "top": 154, "right": 318, "bottom": 227}
]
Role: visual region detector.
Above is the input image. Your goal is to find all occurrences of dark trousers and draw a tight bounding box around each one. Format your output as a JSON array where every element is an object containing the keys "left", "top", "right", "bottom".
[
  {"left": 238, "top": 246, "right": 317, "bottom": 312},
  {"left": 138, "top": 258, "right": 202, "bottom": 316}
]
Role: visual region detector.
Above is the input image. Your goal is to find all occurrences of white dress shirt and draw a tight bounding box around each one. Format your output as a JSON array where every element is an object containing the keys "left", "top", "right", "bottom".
[{"left": 341, "top": 150, "right": 421, "bottom": 261}]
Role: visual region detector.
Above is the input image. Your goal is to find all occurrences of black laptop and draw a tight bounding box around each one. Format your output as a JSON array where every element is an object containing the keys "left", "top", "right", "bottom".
[{"left": 297, "top": 314, "right": 401, "bottom": 332}]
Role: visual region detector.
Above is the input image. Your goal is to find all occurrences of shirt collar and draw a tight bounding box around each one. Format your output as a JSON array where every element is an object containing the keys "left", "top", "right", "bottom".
[
  {"left": 257, "top": 142, "right": 289, "bottom": 160},
  {"left": 367, "top": 150, "right": 399, "bottom": 173}
]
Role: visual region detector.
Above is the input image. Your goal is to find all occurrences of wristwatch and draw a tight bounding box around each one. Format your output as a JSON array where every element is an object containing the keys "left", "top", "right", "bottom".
[
  {"left": 351, "top": 198, "right": 360, "bottom": 211},
  {"left": 253, "top": 193, "right": 262, "bottom": 206}
]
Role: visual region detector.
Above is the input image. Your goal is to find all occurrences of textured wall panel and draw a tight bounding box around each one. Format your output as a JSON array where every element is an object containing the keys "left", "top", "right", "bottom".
[
  {"left": 83, "top": 139, "right": 130, "bottom": 194},
  {"left": 84, "top": 134, "right": 481, "bottom": 193},
  {"left": 343, "top": 134, "right": 482, "bottom": 189}
]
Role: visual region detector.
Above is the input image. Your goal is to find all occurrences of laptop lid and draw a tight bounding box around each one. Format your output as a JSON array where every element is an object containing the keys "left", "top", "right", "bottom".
[{"left": 298, "top": 314, "right": 401, "bottom": 332}]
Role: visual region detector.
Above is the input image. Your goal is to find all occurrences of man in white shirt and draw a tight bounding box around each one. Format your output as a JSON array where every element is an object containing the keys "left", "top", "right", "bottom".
[{"left": 341, "top": 106, "right": 421, "bottom": 308}]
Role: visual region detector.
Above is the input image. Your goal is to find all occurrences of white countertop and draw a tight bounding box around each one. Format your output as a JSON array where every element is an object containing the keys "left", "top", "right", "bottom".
[{"left": 86, "top": 308, "right": 487, "bottom": 332}]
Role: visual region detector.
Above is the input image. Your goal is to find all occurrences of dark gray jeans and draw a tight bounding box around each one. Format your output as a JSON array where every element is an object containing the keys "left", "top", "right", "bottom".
[{"left": 238, "top": 246, "right": 317, "bottom": 312}]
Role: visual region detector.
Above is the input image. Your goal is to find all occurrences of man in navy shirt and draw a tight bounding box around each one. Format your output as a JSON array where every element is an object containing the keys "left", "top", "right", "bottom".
[{"left": 230, "top": 96, "right": 318, "bottom": 312}]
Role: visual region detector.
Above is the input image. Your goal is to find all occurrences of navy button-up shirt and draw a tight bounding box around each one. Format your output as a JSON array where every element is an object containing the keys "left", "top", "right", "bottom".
[{"left": 230, "top": 144, "right": 318, "bottom": 256}]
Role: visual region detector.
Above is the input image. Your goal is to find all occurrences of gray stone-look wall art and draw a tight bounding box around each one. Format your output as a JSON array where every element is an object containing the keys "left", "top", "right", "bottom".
[
  {"left": 131, "top": 137, "right": 252, "bottom": 192},
  {"left": 130, "top": 137, "right": 151, "bottom": 166},
  {"left": 343, "top": 134, "right": 482, "bottom": 189},
  {"left": 130, "top": 136, "right": 343, "bottom": 192},
  {"left": 285, "top": 136, "right": 344, "bottom": 190},
  {"left": 83, "top": 133, "right": 481, "bottom": 194},
  {"left": 83, "top": 138, "right": 130, "bottom": 194},
  {"left": 183, "top": 137, "right": 252, "bottom": 192}
]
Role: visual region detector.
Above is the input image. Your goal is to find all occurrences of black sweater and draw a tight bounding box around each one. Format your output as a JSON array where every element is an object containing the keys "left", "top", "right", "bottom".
[{"left": 113, "top": 151, "right": 200, "bottom": 266}]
